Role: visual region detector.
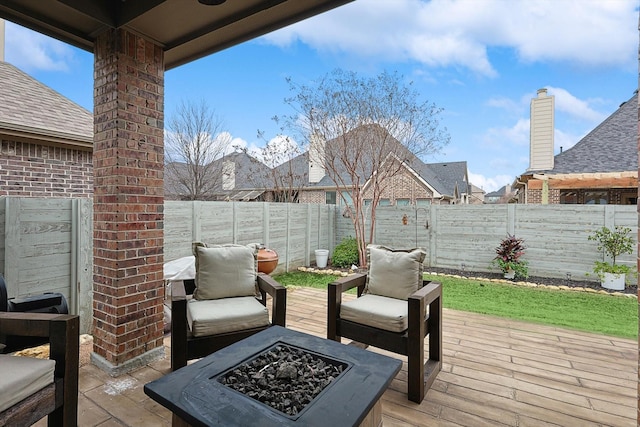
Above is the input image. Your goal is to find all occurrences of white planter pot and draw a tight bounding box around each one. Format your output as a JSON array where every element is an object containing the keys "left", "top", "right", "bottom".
[
  {"left": 315, "top": 249, "right": 329, "bottom": 268},
  {"left": 601, "top": 272, "right": 625, "bottom": 291},
  {"left": 503, "top": 270, "right": 515, "bottom": 280}
]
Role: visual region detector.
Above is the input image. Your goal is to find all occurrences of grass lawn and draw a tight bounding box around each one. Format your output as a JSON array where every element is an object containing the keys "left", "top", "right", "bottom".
[{"left": 273, "top": 270, "right": 638, "bottom": 339}]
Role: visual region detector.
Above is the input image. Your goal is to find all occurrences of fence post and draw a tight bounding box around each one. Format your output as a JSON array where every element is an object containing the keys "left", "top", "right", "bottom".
[
  {"left": 306, "top": 204, "right": 312, "bottom": 266},
  {"left": 428, "top": 206, "right": 437, "bottom": 268},
  {"left": 262, "top": 203, "right": 270, "bottom": 247},
  {"left": 507, "top": 204, "right": 516, "bottom": 235},
  {"left": 4, "top": 197, "right": 19, "bottom": 298},
  {"left": 192, "top": 201, "right": 202, "bottom": 243}
]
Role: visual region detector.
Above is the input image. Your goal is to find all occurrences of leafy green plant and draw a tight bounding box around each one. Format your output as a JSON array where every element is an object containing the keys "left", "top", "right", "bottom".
[
  {"left": 331, "top": 236, "right": 359, "bottom": 268},
  {"left": 588, "top": 226, "right": 634, "bottom": 279},
  {"left": 490, "top": 234, "right": 529, "bottom": 280}
]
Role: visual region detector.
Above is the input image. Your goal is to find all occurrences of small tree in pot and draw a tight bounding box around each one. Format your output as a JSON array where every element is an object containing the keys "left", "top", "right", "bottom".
[
  {"left": 588, "top": 226, "right": 634, "bottom": 290},
  {"left": 491, "top": 234, "right": 529, "bottom": 280}
]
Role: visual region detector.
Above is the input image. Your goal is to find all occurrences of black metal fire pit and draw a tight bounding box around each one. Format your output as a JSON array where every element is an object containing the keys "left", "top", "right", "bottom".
[{"left": 145, "top": 326, "right": 402, "bottom": 427}]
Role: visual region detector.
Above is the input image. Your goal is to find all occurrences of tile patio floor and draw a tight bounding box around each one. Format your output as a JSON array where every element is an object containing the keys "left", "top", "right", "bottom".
[{"left": 33, "top": 286, "right": 637, "bottom": 426}]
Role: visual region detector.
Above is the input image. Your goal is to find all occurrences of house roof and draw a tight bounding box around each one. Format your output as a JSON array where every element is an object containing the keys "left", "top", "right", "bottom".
[
  {"left": 0, "top": 1, "right": 353, "bottom": 70},
  {"left": 415, "top": 161, "right": 469, "bottom": 197},
  {"left": 0, "top": 61, "right": 93, "bottom": 148},
  {"left": 275, "top": 124, "right": 469, "bottom": 199},
  {"left": 164, "top": 151, "right": 272, "bottom": 198},
  {"left": 527, "top": 92, "right": 637, "bottom": 175},
  {"left": 485, "top": 184, "right": 512, "bottom": 198}
]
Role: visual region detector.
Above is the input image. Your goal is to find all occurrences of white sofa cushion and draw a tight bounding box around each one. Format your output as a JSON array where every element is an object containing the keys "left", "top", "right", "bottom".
[
  {"left": 192, "top": 243, "right": 258, "bottom": 301},
  {"left": 340, "top": 294, "right": 408, "bottom": 333},
  {"left": 365, "top": 245, "right": 426, "bottom": 300},
  {"left": 0, "top": 355, "right": 55, "bottom": 413},
  {"left": 187, "top": 296, "right": 269, "bottom": 337}
]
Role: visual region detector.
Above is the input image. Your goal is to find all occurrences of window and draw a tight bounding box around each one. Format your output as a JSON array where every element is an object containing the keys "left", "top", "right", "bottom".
[
  {"left": 325, "top": 191, "right": 336, "bottom": 204},
  {"left": 364, "top": 199, "right": 372, "bottom": 206},
  {"left": 396, "top": 199, "right": 410, "bottom": 206},
  {"left": 378, "top": 199, "right": 391, "bottom": 206},
  {"left": 621, "top": 192, "right": 638, "bottom": 205},
  {"left": 584, "top": 191, "right": 608, "bottom": 205},
  {"left": 560, "top": 191, "right": 578, "bottom": 204},
  {"left": 340, "top": 191, "right": 353, "bottom": 206},
  {"left": 416, "top": 199, "right": 431, "bottom": 206}
]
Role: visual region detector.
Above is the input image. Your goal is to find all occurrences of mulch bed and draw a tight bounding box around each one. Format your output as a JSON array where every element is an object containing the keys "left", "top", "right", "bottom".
[{"left": 425, "top": 267, "right": 638, "bottom": 296}]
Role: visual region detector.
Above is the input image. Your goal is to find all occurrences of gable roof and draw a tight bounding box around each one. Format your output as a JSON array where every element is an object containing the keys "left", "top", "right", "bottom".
[
  {"left": 0, "top": 61, "right": 93, "bottom": 148},
  {"left": 528, "top": 92, "right": 637, "bottom": 175},
  {"left": 164, "top": 151, "right": 272, "bottom": 199},
  {"left": 275, "top": 124, "right": 469, "bottom": 199}
]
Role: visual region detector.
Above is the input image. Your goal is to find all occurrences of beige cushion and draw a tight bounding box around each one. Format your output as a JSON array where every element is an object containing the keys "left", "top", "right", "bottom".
[
  {"left": 187, "top": 296, "right": 269, "bottom": 337},
  {"left": 340, "top": 294, "right": 408, "bottom": 333},
  {"left": 0, "top": 355, "right": 55, "bottom": 413},
  {"left": 193, "top": 243, "right": 258, "bottom": 300},
  {"left": 365, "top": 245, "right": 426, "bottom": 300}
]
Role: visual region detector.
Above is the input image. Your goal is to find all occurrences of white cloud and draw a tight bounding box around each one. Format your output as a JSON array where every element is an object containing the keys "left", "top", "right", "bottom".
[
  {"left": 4, "top": 22, "right": 76, "bottom": 72},
  {"left": 468, "top": 171, "right": 513, "bottom": 193},
  {"left": 546, "top": 87, "right": 607, "bottom": 123},
  {"left": 263, "top": 0, "right": 637, "bottom": 76},
  {"left": 482, "top": 118, "right": 530, "bottom": 148}
]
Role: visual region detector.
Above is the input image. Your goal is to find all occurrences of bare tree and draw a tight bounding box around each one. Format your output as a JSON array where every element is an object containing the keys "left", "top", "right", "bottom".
[
  {"left": 279, "top": 69, "right": 450, "bottom": 266},
  {"left": 239, "top": 133, "right": 307, "bottom": 203},
  {"left": 165, "top": 100, "right": 230, "bottom": 200}
]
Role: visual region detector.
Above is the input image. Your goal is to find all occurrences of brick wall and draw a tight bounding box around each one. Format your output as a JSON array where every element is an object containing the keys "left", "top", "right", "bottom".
[
  {"left": 299, "top": 189, "right": 326, "bottom": 204},
  {"left": 92, "top": 28, "right": 165, "bottom": 371},
  {"left": 0, "top": 140, "right": 92, "bottom": 197}
]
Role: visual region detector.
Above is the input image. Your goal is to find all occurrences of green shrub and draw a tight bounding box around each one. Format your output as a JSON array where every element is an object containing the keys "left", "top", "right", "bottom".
[{"left": 331, "top": 237, "right": 359, "bottom": 268}]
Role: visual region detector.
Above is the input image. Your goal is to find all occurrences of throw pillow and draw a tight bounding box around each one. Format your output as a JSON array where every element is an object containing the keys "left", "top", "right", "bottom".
[
  {"left": 364, "top": 245, "right": 426, "bottom": 300},
  {"left": 192, "top": 242, "right": 258, "bottom": 300}
]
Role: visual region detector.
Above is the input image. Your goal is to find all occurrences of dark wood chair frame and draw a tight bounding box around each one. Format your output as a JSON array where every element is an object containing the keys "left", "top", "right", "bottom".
[
  {"left": 0, "top": 312, "right": 79, "bottom": 426},
  {"left": 171, "top": 272, "right": 287, "bottom": 371},
  {"left": 327, "top": 273, "right": 442, "bottom": 403}
]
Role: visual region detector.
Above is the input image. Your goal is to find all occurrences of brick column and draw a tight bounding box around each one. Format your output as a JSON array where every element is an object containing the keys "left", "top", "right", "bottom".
[{"left": 92, "top": 28, "right": 165, "bottom": 375}]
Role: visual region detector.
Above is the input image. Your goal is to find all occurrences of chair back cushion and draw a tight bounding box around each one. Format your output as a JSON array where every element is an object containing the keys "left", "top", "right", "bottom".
[
  {"left": 0, "top": 355, "right": 55, "bottom": 413},
  {"left": 193, "top": 242, "right": 258, "bottom": 300},
  {"left": 365, "top": 245, "right": 426, "bottom": 300}
]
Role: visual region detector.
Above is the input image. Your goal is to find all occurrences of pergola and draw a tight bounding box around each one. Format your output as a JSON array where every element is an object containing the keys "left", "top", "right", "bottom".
[{"left": 0, "top": 0, "right": 352, "bottom": 374}]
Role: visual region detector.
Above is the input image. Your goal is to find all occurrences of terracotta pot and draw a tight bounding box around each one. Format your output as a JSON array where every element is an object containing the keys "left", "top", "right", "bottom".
[{"left": 257, "top": 248, "right": 279, "bottom": 274}]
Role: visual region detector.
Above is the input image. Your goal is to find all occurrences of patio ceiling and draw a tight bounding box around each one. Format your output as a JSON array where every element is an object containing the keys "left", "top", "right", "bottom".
[{"left": 0, "top": 0, "right": 353, "bottom": 69}]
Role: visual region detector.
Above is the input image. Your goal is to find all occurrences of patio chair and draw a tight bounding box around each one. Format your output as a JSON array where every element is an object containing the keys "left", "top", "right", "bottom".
[
  {"left": 327, "top": 245, "right": 442, "bottom": 403},
  {"left": 171, "top": 243, "right": 287, "bottom": 371},
  {"left": 0, "top": 311, "right": 79, "bottom": 426}
]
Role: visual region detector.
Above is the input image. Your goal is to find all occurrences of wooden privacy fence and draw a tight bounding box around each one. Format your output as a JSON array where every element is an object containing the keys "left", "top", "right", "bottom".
[
  {"left": 163, "top": 201, "right": 338, "bottom": 270},
  {"left": 0, "top": 197, "right": 93, "bottom": 333},
  {"left": 0, "top": 196, "right": 637, "bottom": 333},
  {"left": 341, "top": 203, "right": 638, "bottom": 282}
]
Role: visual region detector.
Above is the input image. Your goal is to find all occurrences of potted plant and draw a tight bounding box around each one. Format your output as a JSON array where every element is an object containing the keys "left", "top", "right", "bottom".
[
  {"left": 491, "top": 234, "right": 529, "bottom": 280},
  {"left": 587, "top": 226, "right": 634, "bottom": 290}
]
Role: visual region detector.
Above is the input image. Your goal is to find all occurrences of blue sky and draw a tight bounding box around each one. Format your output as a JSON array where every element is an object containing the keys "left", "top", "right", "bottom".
[{"left": 4, "top": 0, "right": 638, "bottom": 192}]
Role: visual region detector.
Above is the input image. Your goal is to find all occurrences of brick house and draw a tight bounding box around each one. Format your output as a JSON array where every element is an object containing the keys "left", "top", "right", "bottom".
[
  {"left": 276, "top": 124, "right": 472, "bottom": 206},
  {"left": 0, "top": 61, "right": 93, "bottom": 197},
  {"left": 514, "top": 89, "right": 637, "bottom": 204}
]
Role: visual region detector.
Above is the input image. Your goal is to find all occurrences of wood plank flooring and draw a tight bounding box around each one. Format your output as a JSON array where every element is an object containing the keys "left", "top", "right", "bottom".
[
  {"left": 36, "top": 285, "right": 637, "bottom": 426},
  {"left": 287, "top": 286, "right": 637, "bottom": 426}
]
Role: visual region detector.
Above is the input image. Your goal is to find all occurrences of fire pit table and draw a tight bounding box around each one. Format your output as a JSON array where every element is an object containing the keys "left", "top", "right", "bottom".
[{"left": 145, "top": 326, "right": 402, "bottom": 427}]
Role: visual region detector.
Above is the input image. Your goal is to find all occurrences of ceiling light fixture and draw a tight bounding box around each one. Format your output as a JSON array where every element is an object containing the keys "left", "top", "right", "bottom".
[{"left": 198, "top": 0, "right": 227, "bottom": 5}]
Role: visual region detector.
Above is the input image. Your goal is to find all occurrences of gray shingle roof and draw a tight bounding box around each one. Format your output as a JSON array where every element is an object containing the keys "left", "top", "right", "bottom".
[
  {"left": 529, "top": 92, "right": 637, "bottom": 175},
  {"left": 0, "top": 61, "right": 92, "bottom": 143},
  {"left": 275, "top": 124, "right": 468, "bottom": 198}
]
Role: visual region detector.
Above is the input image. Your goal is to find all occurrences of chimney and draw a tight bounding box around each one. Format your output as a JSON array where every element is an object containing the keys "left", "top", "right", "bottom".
[
  {"left": 308, "top": 133, "right": 325, "bottom": 183},
  {"left": 222, "top": 160, "right": 235, "bottom": 190},
  {"left": 0, "top": 19, "right": 5, "bottom": 62},
  {"left": 528, "top": 88, "right": 554, "bottom": 171}
]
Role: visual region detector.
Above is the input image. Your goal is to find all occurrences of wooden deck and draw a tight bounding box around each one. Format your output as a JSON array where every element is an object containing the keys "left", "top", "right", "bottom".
[{"left": 35, "top": 286, "right": 637, "bottom": 426}]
